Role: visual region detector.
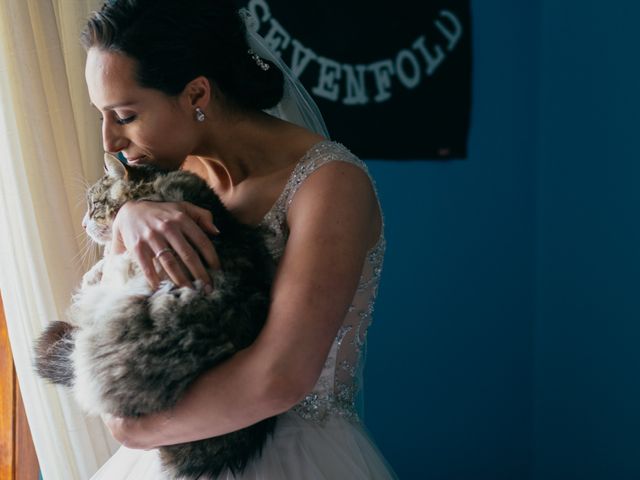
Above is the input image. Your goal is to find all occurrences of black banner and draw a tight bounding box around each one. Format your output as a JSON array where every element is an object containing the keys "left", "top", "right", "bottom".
[{"left": 235, "top": 0, "right": 472, "bottom": 160}]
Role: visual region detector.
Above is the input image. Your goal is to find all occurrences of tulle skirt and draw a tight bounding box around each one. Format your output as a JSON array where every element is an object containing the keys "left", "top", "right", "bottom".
[{"left": 90, "top": 411, "right": 398, "bottom": 479}]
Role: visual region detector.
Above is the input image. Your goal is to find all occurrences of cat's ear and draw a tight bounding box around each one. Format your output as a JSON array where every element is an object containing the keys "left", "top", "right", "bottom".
[{"left": 103, "top": 153, "right": 127, "bottom": 179}]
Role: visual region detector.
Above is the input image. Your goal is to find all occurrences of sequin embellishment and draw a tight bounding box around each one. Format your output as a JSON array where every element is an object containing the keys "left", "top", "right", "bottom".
[{"left": 259, "top": 140, "right": 386, "bottom": 424}]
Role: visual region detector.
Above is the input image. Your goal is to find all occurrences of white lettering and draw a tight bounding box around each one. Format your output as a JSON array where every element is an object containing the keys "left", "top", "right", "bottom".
[
  {"left": 263, "top": 19, "right": 291, "bottom": 58},
  {"left": 412, "top": 35, "right": 445, "bottom": 76},
  {"left": 248, "top": 0, "right": 271, "bottom": 26},
  {"left": 312, "top": 57, "right": 342, "bottom": 101},
  {"left": 395, "top": 49, "right": 421, "bottom": 89},
  {"left": 290, "top": 39, "right": 317, "bottom": 78},
  {"left": 368, "top": 60, "right": 395, "bottom": 103},
  {"left": 253, "top": 9, "right": 466, "bottom": 104},
  {"left": 342, "top": 64, "right": 369, "bottom": 105},
  {"left": 436, "top": 10, "right": 463, "bottom": 50}
]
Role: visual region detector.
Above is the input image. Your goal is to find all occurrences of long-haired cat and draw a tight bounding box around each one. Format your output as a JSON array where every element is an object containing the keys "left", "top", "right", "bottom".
[{"left": 33, "top": 154, "right": 276, "bottom": 479}]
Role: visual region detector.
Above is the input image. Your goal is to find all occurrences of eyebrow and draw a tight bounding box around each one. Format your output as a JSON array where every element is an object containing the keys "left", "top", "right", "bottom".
[{"left": 89, "top": 101, "right": 138, "bottom": 111}]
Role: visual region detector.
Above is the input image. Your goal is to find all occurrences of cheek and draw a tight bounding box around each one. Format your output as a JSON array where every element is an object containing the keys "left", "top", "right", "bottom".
[{"left": 137, "top": 118, "right": 194, "bottom": 164}]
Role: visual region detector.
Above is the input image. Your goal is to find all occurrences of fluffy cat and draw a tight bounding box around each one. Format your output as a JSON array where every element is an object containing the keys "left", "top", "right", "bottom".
[{"left": 33, "top": 154, "right": 276, "bottom": 479}]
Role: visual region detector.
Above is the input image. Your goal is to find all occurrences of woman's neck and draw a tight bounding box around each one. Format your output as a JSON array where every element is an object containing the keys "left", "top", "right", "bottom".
[
  {"left": 190, "top": 111, "right": 290, "bottom": 186},
  {"left": 187, "top": 110, "right": 326, "bottom": 191}
]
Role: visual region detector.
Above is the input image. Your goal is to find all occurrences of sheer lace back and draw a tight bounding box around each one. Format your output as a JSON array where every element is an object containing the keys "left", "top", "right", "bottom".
[{"left": 259, "top": 140, "right": 385, "bottom": 424}]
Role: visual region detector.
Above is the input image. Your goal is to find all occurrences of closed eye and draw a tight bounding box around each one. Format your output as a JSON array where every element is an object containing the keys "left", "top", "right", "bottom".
[
  {"left": 96, "top": 113, "right": 137, "bottom": 125},
  {"left": 90, "top": 102, "right": 138, "bottom": 126},
  {"left": 115, "top": 114, "right": 136, "bottom": 125}
]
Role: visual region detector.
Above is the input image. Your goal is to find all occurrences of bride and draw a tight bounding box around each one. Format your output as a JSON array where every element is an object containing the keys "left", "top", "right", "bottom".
[{"left": 83, "top": 0, "right": 397, "bottom": 478}]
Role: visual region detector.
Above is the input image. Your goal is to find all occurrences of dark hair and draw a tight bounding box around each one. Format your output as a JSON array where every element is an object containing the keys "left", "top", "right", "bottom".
[{"left": 81, "top": 0, "right": 284, "bottom": 111}]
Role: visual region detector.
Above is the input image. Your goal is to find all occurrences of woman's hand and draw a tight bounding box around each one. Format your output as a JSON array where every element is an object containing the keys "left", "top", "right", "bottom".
[
  {"left": 101, "top": 413, "right": 141, "bottom": 449},
  {"left": 101, "top": 411, "right": 169, "bottom": 450},
  {"left": 111, "top": 200, "right": 220, "bottom": 289}
]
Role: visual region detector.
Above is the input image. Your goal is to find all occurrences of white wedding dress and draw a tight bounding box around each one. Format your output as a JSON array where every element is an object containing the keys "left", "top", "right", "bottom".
[{"left": 90, "top": 140, "right": 398, "bottom": 479}]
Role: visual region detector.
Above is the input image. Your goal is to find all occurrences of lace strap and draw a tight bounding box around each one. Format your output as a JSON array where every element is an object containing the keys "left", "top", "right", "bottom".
[
  {"left": 260, "top": 140, "right": 383, "bottom": 260},
  {"left": 280, "top": 140, "right": 371, "bottom": 210}
]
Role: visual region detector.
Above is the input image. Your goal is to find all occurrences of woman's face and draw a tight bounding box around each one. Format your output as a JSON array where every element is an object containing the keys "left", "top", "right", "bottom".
[{"left": 85, "top": 48, "right": 197, "bottom": 170}]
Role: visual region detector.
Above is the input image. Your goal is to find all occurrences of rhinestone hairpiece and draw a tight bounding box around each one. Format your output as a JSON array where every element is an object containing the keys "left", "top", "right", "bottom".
[{"left": 248, "top": 49, "right": 270, "bottom": 71}]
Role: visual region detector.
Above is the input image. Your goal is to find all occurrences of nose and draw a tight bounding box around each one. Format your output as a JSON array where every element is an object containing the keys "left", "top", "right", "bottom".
[{"left": 102, "top": 118, "right": 129, "bottom": 154}]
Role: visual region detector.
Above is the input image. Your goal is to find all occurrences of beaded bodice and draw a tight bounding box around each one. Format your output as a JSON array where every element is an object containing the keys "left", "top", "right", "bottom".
[{"left": 259, "top": 140, "right": 385, "bottom": 424}]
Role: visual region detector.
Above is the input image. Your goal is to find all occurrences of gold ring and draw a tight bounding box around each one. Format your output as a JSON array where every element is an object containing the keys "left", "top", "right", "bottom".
[{"left": 154, "top": 247, "right": 175, "bottom": 260}]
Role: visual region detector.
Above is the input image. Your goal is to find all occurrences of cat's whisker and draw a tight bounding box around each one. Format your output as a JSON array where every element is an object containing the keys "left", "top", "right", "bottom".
[
  {"left": 80, "top": 244, "right": 99, "bottom": 269},
  {"left": 74, "top": 245, "right": 93, "bottom": 267},
  {"left": 73, "top": 236, "right": 98, "bottom": 269},
  {"left": 72, "top": 246, "right": 89, "bottom": 267},
  {"left": 69, "top": 174, "right": 93, "bottom": 210},
  {"left": 70, "top": 173, "right": 92, "bottom": 189}
]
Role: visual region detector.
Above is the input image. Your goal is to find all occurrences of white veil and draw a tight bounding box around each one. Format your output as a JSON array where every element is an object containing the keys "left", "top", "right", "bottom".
[{"left": 238, "top": 8, "right": 330, "bottom": 139}]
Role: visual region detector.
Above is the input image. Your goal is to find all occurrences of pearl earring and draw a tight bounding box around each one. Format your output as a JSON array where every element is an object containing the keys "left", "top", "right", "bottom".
[{"left": 195, "top": 107, "right": 206, "bottom": 122}]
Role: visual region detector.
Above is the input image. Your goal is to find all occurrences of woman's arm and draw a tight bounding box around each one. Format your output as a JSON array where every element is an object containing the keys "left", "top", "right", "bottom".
[{"left": 107, "top": 161, "right": 381, "bottom": 449}]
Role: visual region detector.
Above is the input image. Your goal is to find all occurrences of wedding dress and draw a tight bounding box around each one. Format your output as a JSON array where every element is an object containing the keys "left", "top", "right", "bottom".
[{"left": 90, "top": 140, "right": 398, "bottom": 479}]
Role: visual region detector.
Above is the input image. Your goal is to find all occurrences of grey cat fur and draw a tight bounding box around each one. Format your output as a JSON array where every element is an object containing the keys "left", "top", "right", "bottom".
[{"left": 33, "top": 154, "right": 277, "bottom": 479}]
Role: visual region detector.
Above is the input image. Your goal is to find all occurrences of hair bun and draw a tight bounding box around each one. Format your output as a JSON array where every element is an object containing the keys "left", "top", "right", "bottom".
[{"left": 82, "top": 0, "right": 286, "bottom": 111}]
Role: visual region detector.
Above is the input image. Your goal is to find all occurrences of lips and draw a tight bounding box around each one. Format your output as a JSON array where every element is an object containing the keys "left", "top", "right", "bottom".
[{"left": 126, "top": 156, "right": 145, "bottom": 164}]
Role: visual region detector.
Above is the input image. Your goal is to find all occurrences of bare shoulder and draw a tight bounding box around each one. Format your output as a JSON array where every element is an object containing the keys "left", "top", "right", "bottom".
[
  {"left": 286, "top": 155, "right": 382, "bottom": 250},
  {"left": 288, "top": 157, "right": 376, "bottom": 213}
]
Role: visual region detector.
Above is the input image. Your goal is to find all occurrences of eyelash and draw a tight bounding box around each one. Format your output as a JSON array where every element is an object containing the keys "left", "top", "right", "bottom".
[
  {"left": 98, "top": 114, "right": 137, "bottom": 125},
  {"left": 116, "top": 115, "right": 136, "bottom": 125}
]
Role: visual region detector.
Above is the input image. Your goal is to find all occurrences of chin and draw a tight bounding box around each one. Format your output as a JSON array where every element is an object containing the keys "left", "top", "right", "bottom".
[{"left": 86, "top": 226, "right": 111, "bottom": 245}]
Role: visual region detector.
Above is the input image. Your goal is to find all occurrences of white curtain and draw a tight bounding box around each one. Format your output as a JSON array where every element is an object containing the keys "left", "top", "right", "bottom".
[{"left": 0, "top": 1, "right": 120, "bottom": 478}]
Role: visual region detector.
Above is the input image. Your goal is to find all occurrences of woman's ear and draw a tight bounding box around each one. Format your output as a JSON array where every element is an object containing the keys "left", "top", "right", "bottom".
[{"left": 182, "top": 75, "right": 212, "bottom": 110}]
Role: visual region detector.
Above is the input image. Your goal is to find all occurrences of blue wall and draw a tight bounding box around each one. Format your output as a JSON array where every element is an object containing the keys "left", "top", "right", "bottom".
[
  {"left": 533, "top": 2, "right": 640, "bottom": 479},
  {"left": 363, "top": 2, "right": 539, "bottom": 478},
  {"left": 363, "top": 2, "right": 640, "bottom": 478}
]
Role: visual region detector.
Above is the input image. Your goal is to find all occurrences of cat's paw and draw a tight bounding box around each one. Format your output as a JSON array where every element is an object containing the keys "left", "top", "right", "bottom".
[{"left": 81, "top": 259, "right": 105, "bottom": 288}]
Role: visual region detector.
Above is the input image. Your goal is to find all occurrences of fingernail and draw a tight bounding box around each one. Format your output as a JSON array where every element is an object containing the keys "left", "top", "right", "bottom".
[{"left": 212, "top": 225, "right": 221, "bottom": 235}]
